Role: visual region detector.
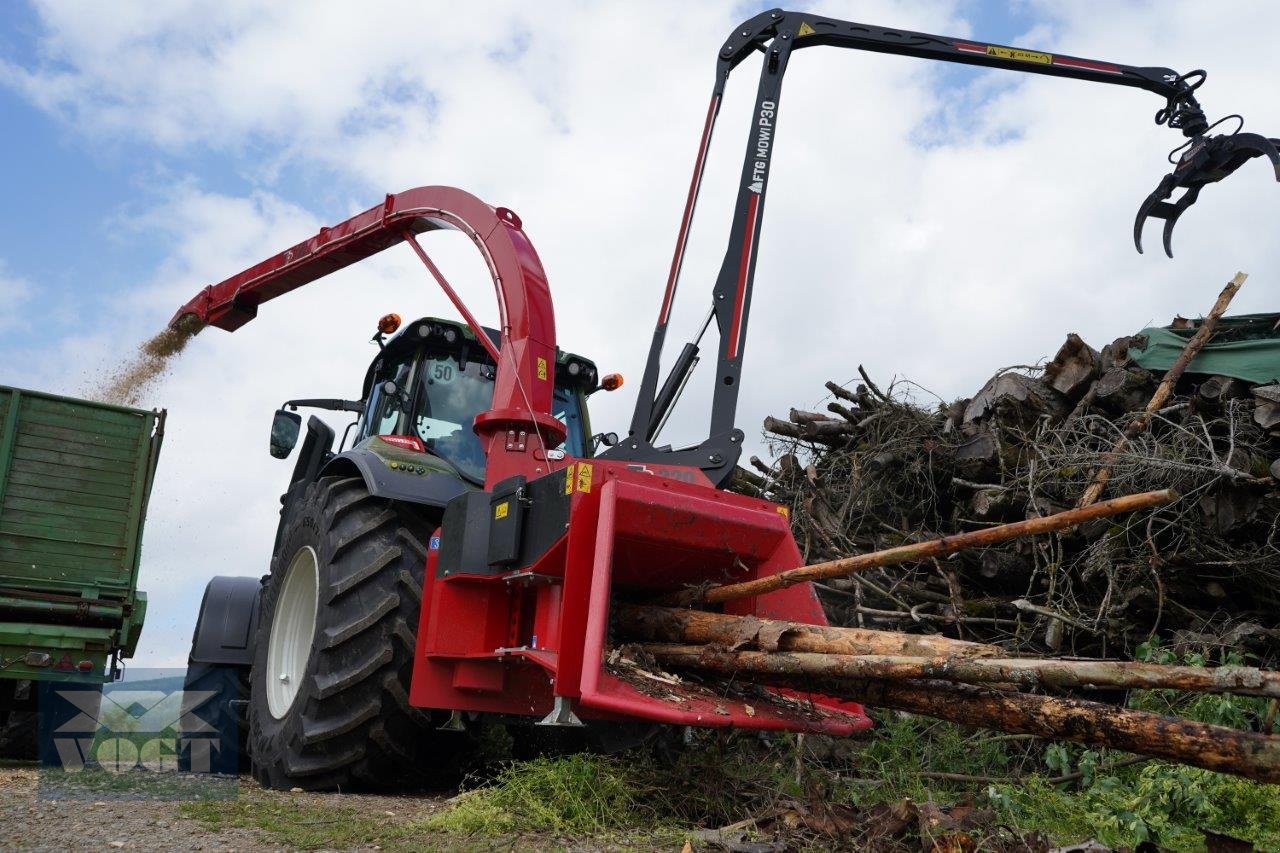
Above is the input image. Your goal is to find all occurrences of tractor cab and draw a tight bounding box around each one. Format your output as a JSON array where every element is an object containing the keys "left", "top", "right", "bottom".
[
  {"left": 356, "top": 316, "right": 601, "bottom": 483},
  {"left": 269, "top": 315, "right": 607, "bottom": 493}
]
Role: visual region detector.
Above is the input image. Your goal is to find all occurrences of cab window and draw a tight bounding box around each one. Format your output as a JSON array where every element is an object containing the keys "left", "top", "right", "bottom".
[
  {"left": 360, "top": 357, "right": 413, "bottom": 440},
  {"left": 553, "top": 389, "right": 586, "bottom": 458},
  {"left": 412, "top": 357, "right": 495, "bottom": 483}
]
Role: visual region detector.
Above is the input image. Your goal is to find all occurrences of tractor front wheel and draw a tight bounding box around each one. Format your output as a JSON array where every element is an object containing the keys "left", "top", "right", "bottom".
[{"left": 247, "top": 475, "right": 466, "bottom": 790}]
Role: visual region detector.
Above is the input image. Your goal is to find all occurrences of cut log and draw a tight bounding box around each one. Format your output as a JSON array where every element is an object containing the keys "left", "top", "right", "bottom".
[
  {"left": 963, "top": 374, "right": 1069, "bottom": 425},
  {"left": 1093, "top": 366, "right": 1157, "bottom": 414},
  {"left": 953, "top": 430, "right": 1000, "bottom": 481},
  {"left": 1196, "top": 374, "right": 1249, "bottom": 410},
  {"left": 613, "top": 604, "right": 1003, "bottom": 659},
  {"left": 673, "top": 489, "right": 1176, "bottom": 606},
  {"left": 639, "top": 644, "right": 1280, "bottom": 699},
  {"left": 826, "top": 401, "right": 863, "bottom": 423},
  {"left": 1254, "top": 387, "right": 1280, "bottom": 430},
  {"left": 641, "top": 651, "right": 1280, "bottom": 783},
  {"left": 1044, "top": 333, "right": 1101, "bottom": 399},
  {"left": 1099, "top": 334, "right": 1147, "bottom": 371},
  {"left": 1078, "top": 272, "right": 1246, "bottom": 507},
  {"left": 764, "top": 416, "right": 853, "bottom": 444},
  {"left": 969, "top": 487, "right": 1023, "bottom": 522},
  {"left": 825, "top": 380, "right": 859, "bottom": 404},
  {"left": 789, "top": 408, "right": 839, "bottom": 426}
]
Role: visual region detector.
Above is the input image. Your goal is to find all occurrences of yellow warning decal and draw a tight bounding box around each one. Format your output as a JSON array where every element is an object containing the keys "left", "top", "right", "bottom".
[
  {"left": 537, "top": 357, "right": 549, "bottom": 381},
  {"left": 776, "top": 505, "right": 790, "bottom": 518},
  {"left": 796, "top": 21, "right": 816, "bottom": 38},
  {"left": 564, "top": 464, "right": 576, "bottom": 496},
  {"left": 494, "top": 501, "right": 510, "bottom": 520},
  {"left": 985, "top": 45, "right": 1051, "bottom": 64},
  {"left": 576, "top": 463, "right": 593, "bottom": 493}
]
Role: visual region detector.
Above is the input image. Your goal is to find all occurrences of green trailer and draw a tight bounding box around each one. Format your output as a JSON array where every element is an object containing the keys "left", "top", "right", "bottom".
[{"left": 0, "top": 385, "right": 160, "bottom": 756}]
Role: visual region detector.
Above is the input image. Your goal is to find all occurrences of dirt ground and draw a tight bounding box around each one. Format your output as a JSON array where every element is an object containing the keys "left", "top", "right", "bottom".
[{"left": 0, "top": 763, "right": 457, "bottom": 852}]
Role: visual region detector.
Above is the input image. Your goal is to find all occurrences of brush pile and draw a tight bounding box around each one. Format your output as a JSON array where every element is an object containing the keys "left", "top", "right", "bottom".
[
  {"left": 736, "top": 315, "right": 1280, "bottom": 669},
  {"left": 608, "top": 295, "right": 1280, "bottom": 787}
]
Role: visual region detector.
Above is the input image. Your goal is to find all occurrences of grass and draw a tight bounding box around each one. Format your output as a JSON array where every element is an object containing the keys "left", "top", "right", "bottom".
[
  {"left": 178, "top": 679, "right": 1280, "bottom": 851},
  {"left": 177, "top": 723, "right": 1280, "bottom": 851}
]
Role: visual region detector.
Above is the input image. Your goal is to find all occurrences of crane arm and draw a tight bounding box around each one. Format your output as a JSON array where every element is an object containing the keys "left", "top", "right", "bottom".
[{"left": 607, "top": 8, "right": 1275, "bottom": 488}]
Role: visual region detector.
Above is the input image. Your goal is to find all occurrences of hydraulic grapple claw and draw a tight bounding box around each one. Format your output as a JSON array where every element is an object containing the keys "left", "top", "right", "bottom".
[{"left": 1135, "top": 132, "right": 1280, "bottom": 257}]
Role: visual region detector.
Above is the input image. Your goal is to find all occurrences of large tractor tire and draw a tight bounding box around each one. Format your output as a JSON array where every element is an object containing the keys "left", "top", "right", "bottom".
[{"left": 248, "top": 475, "right": 466, "bottom": 790}]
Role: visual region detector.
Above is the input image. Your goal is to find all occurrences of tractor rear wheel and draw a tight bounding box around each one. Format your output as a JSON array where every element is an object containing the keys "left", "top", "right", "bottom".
[{"left": 247, "top": 475, "right": 466, "bottom": 790}]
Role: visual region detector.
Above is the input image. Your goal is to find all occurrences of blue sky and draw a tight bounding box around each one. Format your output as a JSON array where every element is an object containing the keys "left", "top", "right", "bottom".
[
  {"left": 3, "top": 1, "right": 1278, "bottom": 667},
  {"left": 0, "top": 0, "right": 1035, "bottom": 354}
]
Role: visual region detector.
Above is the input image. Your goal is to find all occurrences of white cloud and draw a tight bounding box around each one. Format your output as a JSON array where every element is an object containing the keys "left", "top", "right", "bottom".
[
  {"left": 6, "top": 0, "right": 1280, "bottom": 666},
  {"left": 0, "top": 264, "right": 32, "bottom": 332}
]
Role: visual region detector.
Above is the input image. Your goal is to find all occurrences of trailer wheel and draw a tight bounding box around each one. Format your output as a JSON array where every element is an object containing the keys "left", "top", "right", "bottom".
[
  {"left": 0, "top": 711, "right": 37, "bottom": 760},
  {"left": 248, "top": 475, "right": 466, "bottom": 790},
  {"left": 178, "top": 662, "right": 249, "bottom": 774}
]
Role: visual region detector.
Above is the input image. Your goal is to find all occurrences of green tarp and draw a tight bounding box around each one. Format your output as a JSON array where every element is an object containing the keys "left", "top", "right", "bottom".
[{"left": 1131, "top": 313, "right": 1280, "bottom": 385}]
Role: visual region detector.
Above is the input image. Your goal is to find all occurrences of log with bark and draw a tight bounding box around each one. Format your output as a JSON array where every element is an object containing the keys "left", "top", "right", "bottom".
[
  {"left": 669, "top": 488, "right": 1175, "bottom": 606},
  {"left": 634, "top": 643, "right": 1280, "bottom": 783}
]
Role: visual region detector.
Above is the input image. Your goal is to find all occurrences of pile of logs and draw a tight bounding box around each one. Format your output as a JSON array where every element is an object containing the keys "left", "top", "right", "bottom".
[
  {"left": 738, "top": 276, "right": 1280, "bottom": 667},
  {"left": 613, "top": 598, "right": 1280, "bottom": 783}
]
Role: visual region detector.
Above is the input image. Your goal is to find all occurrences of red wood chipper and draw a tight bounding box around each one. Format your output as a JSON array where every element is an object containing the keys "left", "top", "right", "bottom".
[{"left": 175, "top": 9, "right": 1276, "bottom": 789}]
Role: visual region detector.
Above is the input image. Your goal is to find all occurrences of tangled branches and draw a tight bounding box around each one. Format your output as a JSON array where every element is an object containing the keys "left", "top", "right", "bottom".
[{"left": 745, "top": 339, "right": 1280, "bottom": 666}]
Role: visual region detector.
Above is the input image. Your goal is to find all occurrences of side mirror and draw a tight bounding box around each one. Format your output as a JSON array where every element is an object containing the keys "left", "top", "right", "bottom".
[
  {"left": 592, "top": 431, "right": 619, "bottom": 450},
  {"left": 270, "top": 409, "right": 302, "bottom": 459}
]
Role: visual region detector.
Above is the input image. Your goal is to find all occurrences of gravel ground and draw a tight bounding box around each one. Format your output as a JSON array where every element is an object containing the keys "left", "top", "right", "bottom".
[
  {"left": 1, "top": 764, "right": 270, "bottom": 851},
  {"left": 0, "top": 763, "right": 451, "bottom": 851}
]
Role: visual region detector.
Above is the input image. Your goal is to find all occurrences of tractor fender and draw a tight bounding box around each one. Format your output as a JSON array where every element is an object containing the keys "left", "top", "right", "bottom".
[
  {"left": 188, "top": 576, "right": 263, "bottom": 667},
  {"left": 320, "top": 446, "right": 472, "bottom": 510}
]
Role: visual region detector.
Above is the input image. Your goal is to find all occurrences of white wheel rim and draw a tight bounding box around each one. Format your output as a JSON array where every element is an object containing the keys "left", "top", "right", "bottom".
[{"left": 266, "top": 546, "right": 319, "bottom": 719}]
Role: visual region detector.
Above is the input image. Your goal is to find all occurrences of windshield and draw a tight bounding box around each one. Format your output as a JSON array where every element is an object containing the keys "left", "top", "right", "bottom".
[
  {"left": 412, "top": 358, "right": 495, "bottom": 483},
  {"left": 410, "top": 353, "right": 588, "bottom": 482}
]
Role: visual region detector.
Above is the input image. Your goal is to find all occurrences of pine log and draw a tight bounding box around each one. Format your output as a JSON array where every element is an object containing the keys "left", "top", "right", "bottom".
[
  {"left": 672, "top": 488, "right": 1176, "bottom": 606},
  {"left": 789, "top": 408, "right": 839, "bottom": 426},
  {"left": 764, "top": 416, "right": 852, "bottom": 444},
  {"left": 640, "top": 644, "right": 1280, "bottom": 699},
  {"left": 825, "top": 380, "right": 859, "bottom": 404},
  {"left": 1078, "top": 272, "right": 1246, "bottom": 507},
  {"left": 826, "top": 401, "right": 863, "bottom": 423},
  {"left": 642, "top": 651, "right": 1280, "bottom": 783},
  {"left": 612, "top": 604, "right": 1003, "bottom": 659}
]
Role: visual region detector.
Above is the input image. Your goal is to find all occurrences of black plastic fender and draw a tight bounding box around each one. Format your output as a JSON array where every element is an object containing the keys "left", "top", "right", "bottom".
[
  {"left": 320, "top": 445, "right": 472, "bottom": 510},
  {"left": 188, "top": 576, "right": 263, "bottom": 667}
]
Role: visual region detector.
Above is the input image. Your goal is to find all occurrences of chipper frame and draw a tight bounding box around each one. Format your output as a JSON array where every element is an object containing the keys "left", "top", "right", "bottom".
[{"left": 173, "top": 10, "right": 1276, "bottom": 787}]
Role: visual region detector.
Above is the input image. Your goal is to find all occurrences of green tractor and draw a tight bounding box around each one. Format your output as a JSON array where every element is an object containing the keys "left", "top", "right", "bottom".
[{"left": 181, "top": 315, "right": 613, "bottom": 785}]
